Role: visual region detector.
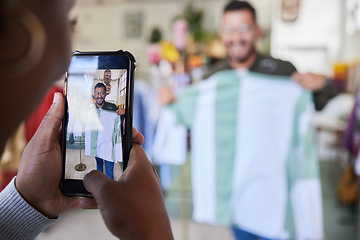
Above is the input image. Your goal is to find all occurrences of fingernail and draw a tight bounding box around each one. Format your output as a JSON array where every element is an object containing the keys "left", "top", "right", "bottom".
[{"left": 53, "top": 92, "right": 60, "bottom": 103}]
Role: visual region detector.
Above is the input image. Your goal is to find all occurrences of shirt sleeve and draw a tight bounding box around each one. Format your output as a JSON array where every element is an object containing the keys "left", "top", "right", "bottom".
[
  {"left": 0, "top": 178, "right": 57, "bottom": 240},
  {"left": 168, "top": 83, "right": 200, "bottom": 128}
]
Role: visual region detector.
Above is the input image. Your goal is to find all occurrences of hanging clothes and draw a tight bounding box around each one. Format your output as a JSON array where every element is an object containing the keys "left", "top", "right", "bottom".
[{"left": 343, "top": 90, "right": 360, "bottom": 175}]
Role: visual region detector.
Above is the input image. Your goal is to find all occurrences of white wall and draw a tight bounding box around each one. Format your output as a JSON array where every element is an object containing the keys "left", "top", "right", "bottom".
[
  {"left": 342, "top": 31, "right": 360, "bottom": 61},
  {"left": 271, "top": 0, "right": 360, "bottom": 75},
  {"left": 271, "top": 0, "right": 343, "bottom": 75}
]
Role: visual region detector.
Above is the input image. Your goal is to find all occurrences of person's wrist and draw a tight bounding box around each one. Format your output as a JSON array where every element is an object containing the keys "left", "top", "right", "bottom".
[{"left": 14, "top": 177, "right": 59, "bottom": 219}]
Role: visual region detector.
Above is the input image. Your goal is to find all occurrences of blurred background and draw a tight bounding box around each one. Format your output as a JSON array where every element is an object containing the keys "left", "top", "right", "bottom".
[{"left": 2, "top": 0, "right": 360, "bottom": 239}]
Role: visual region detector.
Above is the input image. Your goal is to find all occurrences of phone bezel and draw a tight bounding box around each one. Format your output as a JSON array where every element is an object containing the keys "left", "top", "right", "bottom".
[{"left": 60, "top": 50, "right": 136, "bottom": 197}]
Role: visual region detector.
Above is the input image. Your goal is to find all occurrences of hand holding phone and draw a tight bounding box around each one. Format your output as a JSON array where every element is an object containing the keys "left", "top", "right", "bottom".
[
  {"left": 16, "top": 94, "right": 174, "bottom": 239},
  {"left": 78, "top": 144, "right": 174, "bottom": 240},
  {"left": 16, "top": 93, "right": 77, "bottom": 219}
]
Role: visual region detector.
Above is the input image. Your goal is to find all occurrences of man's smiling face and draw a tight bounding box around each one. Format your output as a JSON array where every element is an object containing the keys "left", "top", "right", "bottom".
[
  {"left": 219, "top": 10, "right": 261, "bottom": 65},
  {"left": 94, "top": 86, "right": 106, "bottom": 107}
]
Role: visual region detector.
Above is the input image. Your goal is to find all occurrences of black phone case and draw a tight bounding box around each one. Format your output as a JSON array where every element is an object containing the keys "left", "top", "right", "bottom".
[{"left": 60, "top": 50, "right": 136, "bottom": 197}]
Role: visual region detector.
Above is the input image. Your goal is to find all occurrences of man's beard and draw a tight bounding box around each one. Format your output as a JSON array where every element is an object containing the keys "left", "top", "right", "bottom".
[
  {"left": 230, "top": 45, "right": 256, "bottom": 64},
  {"left": 96, "top": 98, "right": 104, "bottom": 105}
]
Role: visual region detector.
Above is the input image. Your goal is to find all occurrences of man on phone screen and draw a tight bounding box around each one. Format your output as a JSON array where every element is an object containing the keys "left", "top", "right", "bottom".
[{"left": 85, "top": 82, "right": 122, "bottom": 179}]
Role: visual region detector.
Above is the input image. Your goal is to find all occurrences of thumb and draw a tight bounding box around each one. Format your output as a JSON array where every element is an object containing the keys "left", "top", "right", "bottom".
[
  {"left": 26, "top": 92, "right": 64, "bottom": 151},
  {"left": 83, "top": 170, "right": 113, "bottom": 197},
  {"left": 34, "top": 92, "right": 64, "bottom": 139}
]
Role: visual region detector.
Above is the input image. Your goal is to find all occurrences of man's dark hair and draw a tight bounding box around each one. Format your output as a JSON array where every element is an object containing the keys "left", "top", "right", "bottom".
[
  {"left": 224, "top": 1, "right": 256, "bottom": 21},
  {"left": 94, "top": 82, "right": 106, "bottom": 91}
]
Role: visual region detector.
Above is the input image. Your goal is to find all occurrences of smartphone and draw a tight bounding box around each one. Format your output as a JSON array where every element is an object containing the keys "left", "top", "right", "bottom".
[{"left": 60, "top": 50, "right": 136, "bottom": 197}]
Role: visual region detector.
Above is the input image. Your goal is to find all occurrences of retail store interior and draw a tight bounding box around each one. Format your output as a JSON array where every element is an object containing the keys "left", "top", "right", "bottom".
[{"left": 2, "top": 0, "right": 360, "bottom": 239}]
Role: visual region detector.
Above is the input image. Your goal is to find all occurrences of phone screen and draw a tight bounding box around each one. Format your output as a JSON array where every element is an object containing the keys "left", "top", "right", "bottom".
[{"left": 61, "top": 51, "right": 135, "bottom": 196}]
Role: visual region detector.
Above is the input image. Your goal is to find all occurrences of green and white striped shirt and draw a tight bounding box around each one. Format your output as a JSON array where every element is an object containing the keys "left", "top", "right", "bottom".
[{"left": 168, "top": 69, "right": 323, "bottom": 239}]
